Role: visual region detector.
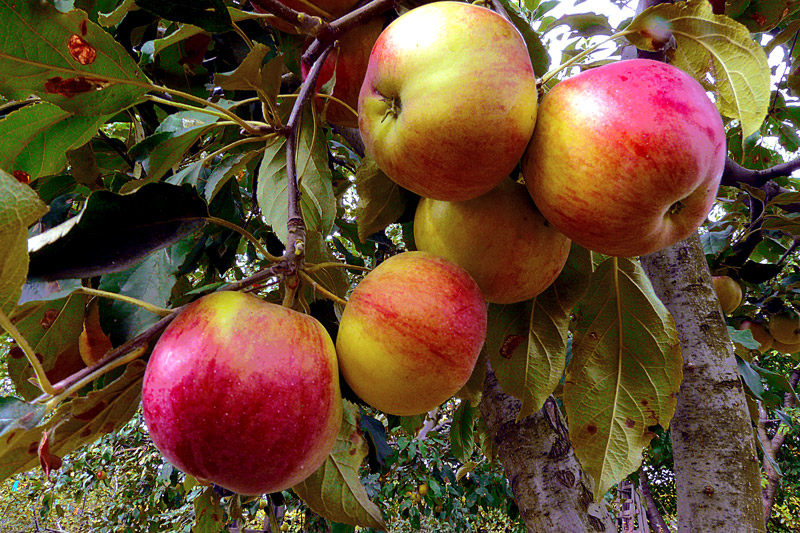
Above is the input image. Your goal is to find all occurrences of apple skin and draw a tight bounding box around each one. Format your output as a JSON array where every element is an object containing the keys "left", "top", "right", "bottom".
[
  {"left": 523, "top": 59, "right": 726, "bottom": 257},
  {"left": 768, "top": 312, "right": 800, "bottom": 344},
  {"left": 739, "top": 320, "right": 773, "bottom": 353},
  {"left": 414, "top": 179, "right": 571, "bottom": 304},
  {"left": 335, "top": 252, "right": 487, "bottom": 416},
  {"left": 771, "top": 339, "right": 800, "bottom": 354},
  {"left": 712, "top": 275, "right": 743, "bottom": 315},
  {"left": 358, "top": 1, "right": 538, "bottom": 201},
  {"left": 301, "top": 17, "right": 385, "bottom": 128},
  {"left": 142, "top": 291, "right": 342, "bottom": 495}
]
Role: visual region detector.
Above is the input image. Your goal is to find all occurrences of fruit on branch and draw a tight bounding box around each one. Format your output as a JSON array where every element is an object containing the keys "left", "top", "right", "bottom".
[
  {"left": 738, "top": 320, "right": 773, "bottom": 353},
  {"left": 301, "top": 17, "right": 385, "bottom": 128},
  {"left": 358, "top": 1, "right": 538, "bottom": 201},
  {"left": 523, "top": 59, "right": 726, "bottom": 257},
  {"left": 768, "top": 311, "right": 800, "bottom": 344},
  {"left": 712, "top": 275, "right": 743, "bottom": 315},
  {"left": 142, "top": 291, "right": 342, "bottom": 495},
  {"left": 414, "top": 179, "right": 571, "bottom": 304},
  {"left": 771, "top": 339, "right": 800, "bottom": 354},
  {"left": 335, "top": 252, "right": 487, "bottom": 416}
]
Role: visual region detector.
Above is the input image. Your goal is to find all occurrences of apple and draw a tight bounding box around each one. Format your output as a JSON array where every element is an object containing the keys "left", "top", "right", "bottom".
[
  {"left": 738, "top": 320, "right": 773, "bottom": 353},
  {"left": 358, "top": 1, "right": 538, "bottom": 201},
  {"left": 414, "top": 179, "right": 571, "bottom": 304},
  {"left": 301, "top": 17, "right": 385, "bottom": 128},
  {"left": 142, "top": 291, "right": 342, "bottom": 495},
  {"left": 712, "top": 275, "right": 743, "bottom": 315},
  {"left": 768, "top": 311, "right": 800, "bottom": 344},
  {"left": 522, "top": 59, "right": 726, "bottom": 257},
  {"left": 771, "top": 339, "right": 800, "bottom": 354},
  {"left": 335, "top": 252, "right": 487, "bottom": 416}
]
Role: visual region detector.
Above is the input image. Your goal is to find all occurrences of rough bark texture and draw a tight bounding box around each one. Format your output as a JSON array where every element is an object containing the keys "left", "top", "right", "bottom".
[
  {"left": 760, "top": 368, "right": 800, "bottom": 522},
  {"left": 480, "top": 367, "right": 614, "bottom": 532},
  {"left": 641, "top": 233, "right": 765, "bottom": 532}
]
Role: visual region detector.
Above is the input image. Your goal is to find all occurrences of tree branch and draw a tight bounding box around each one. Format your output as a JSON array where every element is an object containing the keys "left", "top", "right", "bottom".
[
  {"left": 721, "top": 156, "right": 800, "bottom": 188},
  {"left": 639, "top": 467, "right": 670, "bottom": 533},
  {"left": 762, "top": 368, "right": 800, "bottom": 522}
]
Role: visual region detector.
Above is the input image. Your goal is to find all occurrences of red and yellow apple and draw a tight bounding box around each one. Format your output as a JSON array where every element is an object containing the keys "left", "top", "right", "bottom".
[
  {"left": 335, "top": 252, "right": 487, "bottom": 416},
  {"left": 142, "top": 291, "right": 342, "bottom": 495},
  {"left": 523, "top": 59, "right": 726, "bottom": 257},
  {"left": 768, "top": 312, "right": 800, "bottom": 344},
  {"left": 738, "top": 320, "right": 773, "bottom": 353},
  {"left": 712, "top": 275, "right": 743, "bottom": 315},
  {"left": 414, "top": 179, "right": 571, "bottom": 304},
  {"left": 358, "top": 1, "right": 538, "bottom": 201},
  {"left": 301, "top": 17, "right": 385, "bottom": 128}
]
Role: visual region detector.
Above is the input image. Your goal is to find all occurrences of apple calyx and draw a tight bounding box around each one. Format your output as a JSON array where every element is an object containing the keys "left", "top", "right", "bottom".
[
  {"left": 380, "top": 94, "right": 401, "bottom": 122},
  {"left": 669, "top": 200, "right": 687, "bottom": 216}
]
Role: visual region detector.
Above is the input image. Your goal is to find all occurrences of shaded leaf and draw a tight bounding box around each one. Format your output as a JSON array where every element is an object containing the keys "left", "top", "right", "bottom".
[
  {"left": 354, "top": 158, "right": 412, "bottom": 244},
  {"left": 0, "top": 169, "right": 47, "bottom": 316},
  {"left": 98, "top": 236, "right": 195, "bottom": 345},
  {"left": 28, "top": 183, "right": 207, "bottom": 281},
  {"left": 214, "top": 43, "right": 282, "bottom": 103},
  {"left": 0, "top": 102, "right": 111, "bottom": 181},
  {"left": 257, "top": 109, "right": 336, "bottom": 244},
  {"left": 456, "top": 350, "right": 487, "bottom": 406},
  {"left": 0, "top": 1, "right": 147, "bottom": 116},
  {"left": 566, "top": 258, "right": 682, "bottom": 499},
  {"left": 137, "top": 0, "right": 233, "bottom": 33},
  {"left": 192, "top": 486, "right": 226, "bottom": 533},
  {"left": 626, "top": 0, "right": 770, "bottom": 138},
  {"left": 499, "top": 0, "right": 551, "bottom": 76},
  {"left": 548, "top": 13, "right": 614, "bottom": 37},
  {"left": 0, "top": 360, "right": 145, "bottom": 483},
  {"left": 293, "top": 401, "right": 386, "bottom": 530},
  {"left": 728, "top": 0, "right": 800, "bottom": 32},
  {"left": 0, "top": 398, "right": 47, "bottom": 435},
  {"left": 450, "top": 401, "right": 476, "bottom": 463},
  {"left": 304, "top": 231, "right": 350, "bottom": 305}
]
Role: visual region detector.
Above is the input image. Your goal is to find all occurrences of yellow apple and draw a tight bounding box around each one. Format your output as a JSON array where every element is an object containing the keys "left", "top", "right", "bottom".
[
  {"left": 712, "top": 275, "right": 743, "bottom": 315},
  {"left": 739, "top": 320, "right": 773, "bottom": 353},
  {"left": 414, "top": 179, "right": 571, "bottom": 304},
  {"left": 769, "top": 312, "right": 800, "bottom": 344}
]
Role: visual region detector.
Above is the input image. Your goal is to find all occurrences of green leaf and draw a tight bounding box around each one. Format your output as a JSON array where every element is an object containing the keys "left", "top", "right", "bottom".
[
  {"left": 292, "top": 401, "right": 386, "bottom": 530},
  {"left": 625, "top": 0, "right": 770, "bottom": 138},
  {"left": 353, "top": 158, "right": 412, "bottom": 244},
  {"left": 0, "top": 102, "right": 111, "bottom": 181},
  {"left": 0, "top": 360, "right": 145, "bottom": 483},
  {"left": 566, "top": 257, "right": 683, "bottom": 500},
  {"left": 192, "top": 487, "right": 226, "bottom": 533},
  {"left": 766, "top": 19, "right": 800, "bottom": 55},
  {"left": 729, "top": 325, "right": 761, "bottom": 350},
  {"left": 450, "top": 401, "right": 476, "bottom": 463},
  {"left": 0, "top": 169, "right": 47, "bottom": 316},
  {"left": 137, "top": 0, "right": 233, "bottom": 33},
  {"left": 257, "top": 110, "right": 336, "bottom": 244},
  {"left": 97, "top": 0, "right": 137, "bottom": 27},
  {"left": 304, "top": 231, "right": 350, "bottom": 304},
  {"left": 729, "top": 0, "right": 800, "bottom": 32},
  {"left": 0, "top": 1, "right": 148, "bottom": 116},
  {"left": 28, "top": 183, "right": 207, "bottom": 281},
  {"left": 547, "top": 13, "right": 614, "bottom": 37},
  {"left": 498, "top": 0, "right": 551, "bottom": 77},
  {"left": 214, "top": 43, "right": 282, "bottom": 107},
  {"left": 7, "top": 293, "right": 85, "bottom": 400},
  {"left": 98, "top": 236, "right": 195, "bottom": 345}
]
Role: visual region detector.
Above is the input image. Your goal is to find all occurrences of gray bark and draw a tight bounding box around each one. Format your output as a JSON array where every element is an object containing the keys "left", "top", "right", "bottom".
[
  {"left": 480, "top": 367, "right": 615, "bottom": 532},
  {"left": 641, "top": 233, "right": 764, "bottom": 532}
]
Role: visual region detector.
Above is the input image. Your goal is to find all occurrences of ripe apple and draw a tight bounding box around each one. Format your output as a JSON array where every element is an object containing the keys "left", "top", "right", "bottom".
[
  {"left": 738, "top": 320, "right": 773, "bottom": 353},
  {"left": 142, "top": 291, "right": 342, "bottom": 495},
  {"left": 712, "top": 275, "right": 743, "bottom": 315},
  {"left": 301, "top": 17, "right": 385, "bottom": 128},
  {"left": 335, "top": 252, "right": 487, "bottom": 416},
  {"left": 768, "top": 312, "right": 800, "bottom": 344},
  {"left": 414, "top": 179, "right": 571, "bottom": 304},
  {"left": 358, "top": 1, "right": 538, "bottom": 201},
  {"left": 523, "top": 59, "right": 726, "bottom": 257}
]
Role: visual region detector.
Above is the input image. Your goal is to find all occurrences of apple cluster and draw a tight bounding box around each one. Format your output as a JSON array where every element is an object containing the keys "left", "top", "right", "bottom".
[{"left": 142, "top": 0, "right": 729, "bottom": 498}]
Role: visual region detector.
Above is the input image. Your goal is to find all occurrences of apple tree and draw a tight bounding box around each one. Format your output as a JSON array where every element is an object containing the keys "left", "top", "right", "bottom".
[{"left": 0, "top": 0, "right": 798, "bottom": 531}]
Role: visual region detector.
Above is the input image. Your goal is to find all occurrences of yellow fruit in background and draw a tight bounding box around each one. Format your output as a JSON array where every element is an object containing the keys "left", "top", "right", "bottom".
[
  {"left": 711, "top": 275, "right": 742, "bottom": 315},
  {"left": 418, "top": 483, "right": 429, "bottom": 497},
  {"left": 738, "top": 320, "right": 773, "bottom": 353},
  {"left": 771, "top": 339, "right": 800, "bottom": 354},
  {"left": 769, "top": 312, "right": 800, "bottom": 344}
]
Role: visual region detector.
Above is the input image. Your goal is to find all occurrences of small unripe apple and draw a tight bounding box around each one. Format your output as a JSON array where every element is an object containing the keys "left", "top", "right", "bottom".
[
  {"left": 414, "top": 179, "right": 571, "bottom": 304},
  {"left": 768, "top": 312, "right": 800, "bottom": 344},
  {"left": 300, "top": 17, "right": 385, "bottom": 128},
  {"left": 142, "top": 291, "right": 342, "bottom": 495},
  {"left": 712, "top": 275, "right": 743, "bottom": 315},
  {"left": 738, "top": 320, "right": 773, "bottom": 353},
  {"left": 335, "top": 252, "right": 487, "bottom": 416},
  {"left": 523, "top": 59, "right": 726, "bottom": 257},
  {"left": 359, "top": 1, "right": 538, "bottom": 201}
]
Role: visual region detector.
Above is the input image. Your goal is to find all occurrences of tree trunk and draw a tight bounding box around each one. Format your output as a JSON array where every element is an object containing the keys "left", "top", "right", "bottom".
[
  {"left": 640, "top": 233, "right": 764, "bottom": 532},
  {"left": 480, "top": 366, "right": 615, "bottom": 532}
]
